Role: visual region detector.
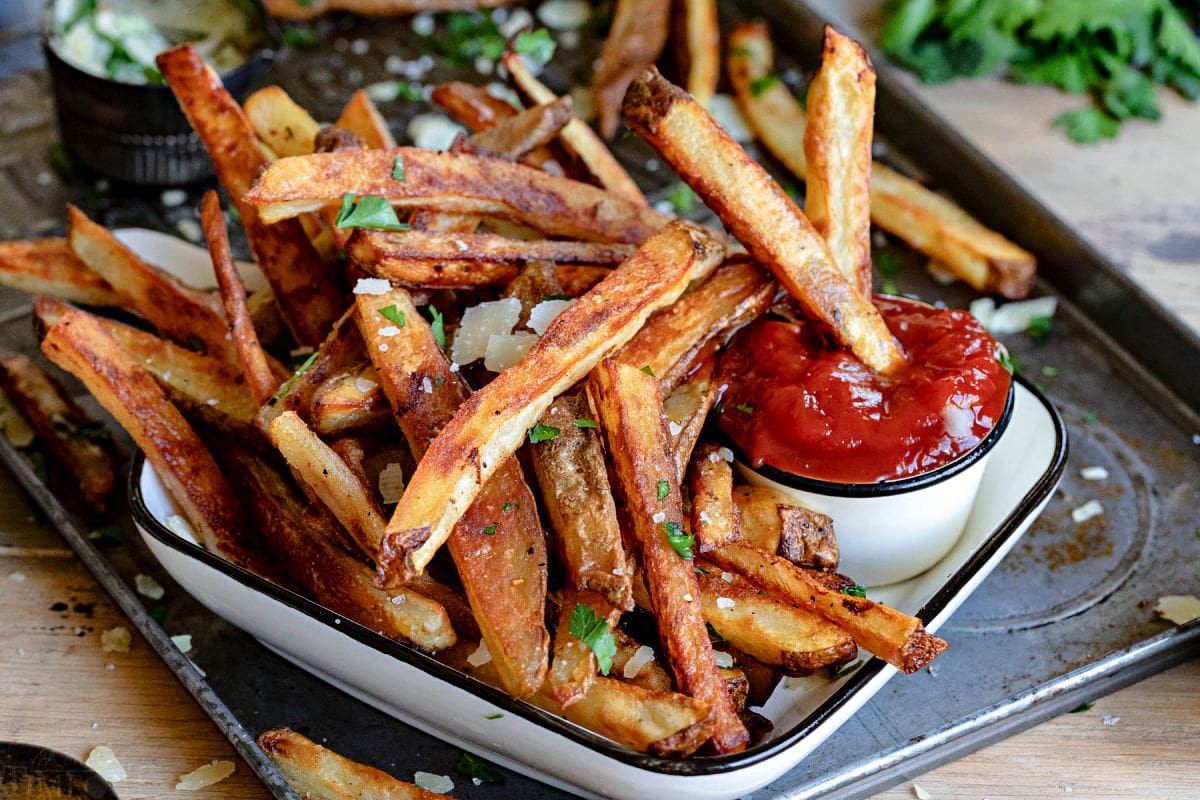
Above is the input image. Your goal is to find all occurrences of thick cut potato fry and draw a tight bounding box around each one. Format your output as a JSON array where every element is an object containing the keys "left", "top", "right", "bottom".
[
  {"left": 358, "top": 287, "right": 548, "bottom": 699},
  {"left": 617, "top": 256, "right": 774, "bottom": 393},
  {"left": 431, "top": 81, "right": 522, "bottom": 132},
  {"left": 158, "top": 45, "right": 344, "bottom": 346},
  {"left": 708, "top": 542, "right": 947, "bottom": 673},
  {"left": 589, "top": 359, "right": 748, "bottom": 754},
  {"left": 336, "top": 89, "right": 397, "bottom": 149},
  {"left": 777, "top": 504, "right": 839, "bottom": 571},
  {"left": 552, "top": 676, "right": 713, "bottom": 757},
  {"left": 261, "top": 0, "right": 511, "bottom": 19},
  {"left": 263, "top": 309, "right": 362, "bottom": 429},
  {"left": 201, "top": 191, "right": 287, "bottom": 406},
  {"left": 727, "top": 23, "right": 1035, "bottom": 299},
  {"left": 309, "top": 364, "right": 391, "bottom": 436},
  {"left": 592, "top": 0, "right": 670, "bottom": 139},
  {"left": 67, "top": 206, "right": 237, "bottom": 365},
  {"left": 623, "top": 68, "right": 905, "bottom": 375},
  {"left": 244, "top": 86, "right": 321, "bottom": 157},
  {"left": 611, "top": 627, "right": 673, "bottom": 693},
  {"left": 470, "top": 96, "right": 574, "bottom": 161},
  {"left": 0, "top": 351, "right": 115, "bottom": 511},
  {"left": 688, "top": 444, "right": 741, "bottom": 554},
  {"left": 546, "top": 589, "right": 621, "bottom": 708},
  {"left": 258, "top": 727, "right": 444, "bottom": 800},
  {"left": 379, "top": 219, "right": 723, "bottom": 580},
  {"left": 40, "top": 308, "right": 269, "bottom": 574},
  {"left": 732, "top": 484, "right": 783, "bottom": 553},
  {"left": 680, "top": 0, "right": 719, "bottom": 107},
  {"left": 663, "top": 349, "right": 719, "bottom": 482},
  {"left": 695, "top": 563, "right": 855, "bottom": 674},
  {"left": 804, "top": 26, "right": 875, "bottom": 297},
  {"left": 0, "top": 239, "right": 121, "bottom": 307},
  {"left": 501, "top": 53, "right": 648, "bottom": 207},
  {"left": 245, "top": 148, "right": 670, "bottom": 244}
]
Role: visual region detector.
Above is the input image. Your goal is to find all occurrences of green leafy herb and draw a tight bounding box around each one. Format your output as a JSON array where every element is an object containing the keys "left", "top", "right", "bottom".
[
  {"left": 573, "top": 418, "right": 599, "bottom": 429},
  {"left": 706, "top": 621, "right": 725, "bottom": 641},
  {"left": 514, "top": 29, "right": 557, "bottom": 65},
  {"left": 1070, "top": 702, "right": 1094, "bottom": 713},
  {"left": 378, "top": 305, "right": 406, "bottom": 327},
  {"left": 275, "top": 352, "right": 319, "bottom": 400},
  {"left": 502, "top": 502, "right": 517, "bottom": 513},
  {"left": 281, "top": 25, "right": 319, "bottom": 49},
  {"left": 997, "top": 349, "right": 1018, "bottom": 375},
  {"left": 88, "top": 524, "right": 124, "bottom": 546},
  {"left": 880, "top": 0, "right": 1200, "bottom": 143},
  {"left": 457, "top": 752, "right": 504, "bottom": 784},
  {"left": 528, "top": 423, "right": 560, "bottom": 443},
  {"left": 541, "top": 293, "right": 573, "bottom": 302},
  {"left": 434, "top": 376, "right": 444, "bottom": 387},
  {"left": 657, "top": 480, "right": 669, "bottom": 500},
  {"left": 482, "top": 523, "right": 497, "bottom": 535},
  {"left": 880, "top": 282, "right": 900, "bottom": 296},
  {"left": 1084, "top": 411, "right": 1098, "bottom": 425},
  {"left": 750, "top": 74, "right": 781, "bottom": 97},
  {"left": 392, "top": 156, "right": 406, "bottom": 182},
  {"left": 76, "top": 421, "right": 111, "bottom": 442},
  {"left": 640, "top": 365, "right": 655, "bottom": 376},
  {"left": 485, "top": 712, "right": 504, "bottom": 719},
  {"left": 735, "top": 402, "right": 755, "bottom": 415},
  {"left": 1041, "top": 365, "right": 1058, "bottom": 377},
  {"left": 661, "top": 521, "right": 694, "bottom": 560},
  {"left": 668, "top": 183, "right": 695, "bottom": 214},
  {"left": 225, "top": 204, "right": 241, "bottom": 225},
  {"left": 334, "top": 193, "right": 409, "bottom": 231},
  {"left": 567, "top": 603, "right": 617, "bottom": 675},
  {"left": 840, "top": 584, "right": 867, "bottom": 598},
  {"left": 186, "top": 335, "right": 206, "bottom": 354},
  {"left": 694, "top": 566, "right": 710, "bottom": 574},
  {"left": 1028, "top": 314, "right": 1053, "bottom": 338},
  {"left": 426, "top": 11, "right": 506, "bottom": 64},
  {"left": 426, "top": 306, "right": 446, "bottom": 350},
  {"left": 832, "top": 659, "right": 864, "bottom": 680},
  {"left": 875, "top": 250, "right": 903, "bottom": 276}
]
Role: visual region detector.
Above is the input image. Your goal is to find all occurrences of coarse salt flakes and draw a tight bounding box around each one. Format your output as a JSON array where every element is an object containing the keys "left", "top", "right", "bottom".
[
  {"left": 353, "top": 278, "right": 391, "bottom": 295},
  {"left": 668, "top": 420, "right": 683, "bottom": 437},
  {"left": 134, "top": 573, "right": 164, "bottom": 600},
  {"left": 378, "top": 325, "right": 402, "bottom": 337},
  {"left": 1071, "top": 499, "right": 1104, "bottom": 524},
  {"left": 422, "top": 376, "right": 433, "bottom": 394},
  {"left": 160, "top": 189, "right": 187, "bottom": 207},
  {"left": 1080, "top": 466, "right": 1109, "bottom": 481},
  {"left": 1102, "top": 715, "right": 1120, "bottom": 726},
  {"left": 712, "top": 650, "right": 734, "bottom": 668},
  {"left": 170, "top": 634, "right": 192, "bottom": 653},
  {"left": 682, "top": 593, "right": 693, "bottom": 603},
  {"left": 413, "top": 772, "right": 454, "bottom": 794},
  {"left": 467, "top": 639, "right": 492, "bottom": 667},
  {"left": 717, "top": 447, "right": 734, "bottom": 462},
  {"left": 411, "top": 12, "right": 434, "bottom": 35},
  {"left": 652, "top": 511, "right": 666, "bottom": 524},
  {"left": 716, "top": 597, "right": 735, "bottom": 610},
  {"left": 623, "top": 645, "right": 655, "bottom": 679},
  {"left": 378, "top": 343, "right": 389, "bottom": 352},
  {"left": 355, "top": 377, "right": 377, "bottom": 394},
  {"left": 174, "top": 218, "right": 202, "bottom": 243},
  {"left": 537, "top": 0, "right": 590, "bottom": 30},
  {"left": 721, "top": 571, "right": 734, "bottom": 584}
]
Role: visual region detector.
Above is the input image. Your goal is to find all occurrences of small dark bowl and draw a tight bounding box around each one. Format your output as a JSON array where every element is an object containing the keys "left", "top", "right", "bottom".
[
  {"left": 0, "top": 742, "right": 120, "bottom": 799},
  {"left": 43, "top": 30, "right": 272, "bottom": 186}
]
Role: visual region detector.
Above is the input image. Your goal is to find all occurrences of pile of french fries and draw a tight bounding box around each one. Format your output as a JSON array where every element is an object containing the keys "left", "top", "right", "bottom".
[{"left": 0, "top": 15, "right": 1044, "bottom": 760}]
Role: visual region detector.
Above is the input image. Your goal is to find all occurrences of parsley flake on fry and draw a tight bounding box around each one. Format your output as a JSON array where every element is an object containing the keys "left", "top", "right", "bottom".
[
  {"left": 334, "top": 193, "right": 410, "bottom": 231},
  {"left": 528, "top": 423, "right": 560, "bottom": 443},
  {"left": 378, "top": 305, "right": 406, "bottom": 327},
  {"left": 392, "top": 156, "right": 406, "bottom": 182},
  {"left": 573, "top": 418, "right": 599, "bottom": 429},
  {"left": 567, "top": 603, "right": 616, "bottom": 676},
  {"left": 661, "top": 521, "right": 694, "bottom": 560}
]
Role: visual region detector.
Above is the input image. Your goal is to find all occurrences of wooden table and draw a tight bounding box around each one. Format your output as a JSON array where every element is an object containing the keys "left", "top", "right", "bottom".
[{"left": 2, "top": 3, "right": 1198, "bottom": 797}]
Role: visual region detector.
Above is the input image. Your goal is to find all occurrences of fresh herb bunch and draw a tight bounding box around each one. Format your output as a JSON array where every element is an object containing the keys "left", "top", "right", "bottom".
[{"left": 880, "top": 0, "right": 1200, "bottom": 142}]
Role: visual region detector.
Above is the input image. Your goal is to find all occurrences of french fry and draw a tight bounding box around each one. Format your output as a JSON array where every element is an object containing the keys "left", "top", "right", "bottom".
[
  {"left": 727, "top": 23, "right": 1036, "bottom": 299},
  {"left": 247, "top": 286, "right": 288, "bottom": 350},
  {"left": 66, "top": 205, "right": 237, "bottom": 365},
  {"left": 335, "top": 89, "right": 397, "bottom": 149},
  {"left": 0, "top": 351, "right": 116, "bottom": 511},
  {"left": 555, "top": 264, "right": 609, "bottom": 297},
  {"left": 260, "top": 0, "right": 511, "bottom": 20},
  {"left": 732, "top": 484, "right": 783, "bottom": 553},
  {"left": 201, "top": 191, "right": 288, "bottom": 406},
  {"left": 695, "top": 563, "right": 855, "bottom": 675},
  {"left": 707, "top": 541, "right": 947, "bottom": 673},
  {"left": 470, "top": 96, "right": 575, "bottom": 161},
  {"left": 501, "top": 52, "right": 648, "bottom": 208},
  {"left": 680, "top": 0, "right": 719, "bottom": 107},
  {"left": 545, "top": 589, "right": 621, "bottom": 708},
  {"left": 263, "top": 309, "right": 363, "bottom": 429},
  {"left": 158, "top": 44, "right": 345, "bottom": 346},
  {"left": 245, "top": 148, "right": 670, "bottom": 244},
  {"left": 258, "top": 727, "right": 444, "bottom": 800},
  {"left": 804, "top": 26, "right": 875, "bottom": 297},
  {"left": 379, "top": 219, "right": 722, "bottom": 581},
  {"left": 358, "top": 287, "right": 548, "bottom": 698},
  {"left": 589, "top": 359, "right": 748, "bottom": 754},
  {"left": 777, "top": 505, "right": 839, "bottom": 571},
  {"left": 40, "top": 308, "right": 269, "bottom": 574},
  {"left": 432, "top": 81, "right": 523, "bottom": 132},
  {"left": 244, "top": 86, "right": 321, "bottom": 157},
  {"left": 617, "top": 256, "right": 774, "bottom": 393},
  {"left": 592, "top": 0, "right": 670, "bottom": 139},
  {"left": 623, "top": 68, "right": 906, "bottom": 375},
  {"left": 664, "top": 349, "right": 719, "bottom": 482},
  {"left": 0, "top": 239, "right": 121, "bottom": 307},
  {"left": 611, "top": 627, "right": 673, "bottom": 694},
  {"left": 688, "top": 444, "right": 741, "bottom": 554},
  {"left": 309, "top": 365, "right": 391, "bottom": 437}
]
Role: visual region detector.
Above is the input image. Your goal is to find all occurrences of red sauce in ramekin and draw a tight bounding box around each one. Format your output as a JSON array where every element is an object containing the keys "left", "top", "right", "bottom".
[{"left": 717, "top": 296, "right": 1011, "bottom": 484}]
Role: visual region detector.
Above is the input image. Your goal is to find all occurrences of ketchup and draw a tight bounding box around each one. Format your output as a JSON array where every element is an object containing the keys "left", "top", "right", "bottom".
[{"left": 717, "top": 296, "right": 1010, "bottom": 484}]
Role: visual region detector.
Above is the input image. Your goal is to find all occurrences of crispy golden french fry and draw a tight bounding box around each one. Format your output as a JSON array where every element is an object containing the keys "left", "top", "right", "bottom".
[
  {"left": 225, "top": 447, "right": 458, "bottom": 652},
  {"left": 554, "top": 264, "right": 609, "bottom": 297},
  {"left": 348, "top": 229, "right": 632, "bottom": 288},
  {"left": 263, "top": 310, "right": 362, "bottom": 430},
  {"left": 708, "top": 541, "right": 947, "bottom": 673},
  {"left": 680, "top": 0, "right": 719, "bottom": 107},
  {"left": 432, "top": 81, "right": 522, "bottom": 132},
  {"left": 260, "top": 0, "right": 511, "bottom": 19},
  {"left": 359, "top": 287, "right": 548, "bottom": 698},
  {"left": 732, "top": 484, "right": 782, "bottom": 553},
  {"left": 688, "top": 444, "right": 741, "bottom": 554},
  {"left": 664, "top": 350, "right": 719, "bottom": 482},
  {"left": 247, "top": 286, "right": 288, "bottom": 349},
  {"left": 624, "top": 68, "right": 905, "bottom": 375},
  {"left": 336, "top": 89, "right": 397, "bottom": 149},
  {"left": 617, "top": 256, "right": 775, "bottom": 393},
  {"left": 309, "top": 364, "right": 390, "bottom": 437},
  {"left": 244, "top": 86, "right": 321, "bottom": 157},
  {"left": 201, "top": 191, "right": 287, "bottom": 406},
  {"left": 727, "top": 23, "right": 1035, "bottom": 299},
  {"left": 379, "top": 219, "right": 722, "bottom": 581},
  {"left": 470, "top": 96, "right": 574, "bottom": 161},
  {"left": 258, "top": 727, "right": 445, "bottom": 800},
  {"left": 589, "top": 359, "right": 748, "bottom": 754},
  {"left": 0, "top": 351, "right": 116, "bottom": 511},
  {"left": 611, "top": 627, "right": 673, "bottom": 693},
  {"left": 66, "top": 205, "right": 237, "bottom": 365},
  {"left": 0, "top": 239, "right": 121, "bottom": 307},
  {"left": 555, "top": 676, "right": 713, "bottom": 757},
  {"left": 158, "top": 45, "right": 344, "bottom": 346},
  {"left": 804, "top": 26, "right": 875, "bottom": 297},
  {"left": 592, "top": 0, "right": 670, "bottom": 139},
  {"left": 501, "top": 53, "right": 648, "bottom": 208},
  {"left": 546, "top": 590, "right": 621, "bottom": 708},
  {"left": 245, "top": 148, "right": 670, "bottom": 244},
  {"left": 41, "top": 308, "right": 270, "bottom": 574},
  {"left": 696, "top": 562, "right": 855, "bottom": 674}
]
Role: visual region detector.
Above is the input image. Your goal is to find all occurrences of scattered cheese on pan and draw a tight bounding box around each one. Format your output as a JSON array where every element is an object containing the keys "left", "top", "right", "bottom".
[
  {"left": 407, "top": 113, "right": 466, "bottom": 151},
  {"left": 1154, "top": 595, "right": 1200, "bottom": 625},
  {"left": 622, "top": 645, "right": 655, "bottom": 679},
  {"left": 134, "top": 573, "right": 164, "bottom": 600},
  {"left": 1080, "top": 466, "right": 1109, "bottom": 481},
  {"left": 352, "top": 278, "right": 391, "bottom": 295},
  {"left": 527, "top": 299, "right": 574, "bottom": 334},
  {"left": 969, "top": 296, "right": 1057, "bottom": 335},
  {"left": 452, "top": 298, "right": 521, "bottom": 365},
  {"left": 712, "top": 650, "right": 734, "bottom": 668},
  {"left": 166, "top": 515, "right": 200, "bottom": 545},
  {"left": 484, "top": 331, "right": 537, "bottom": 372},
  {"left": 101, "top": 626, "right": 131, "bottom": 653},
  {"left": 171, "top": 634, "right": 193, "bottom": 654},
  {"left": 413, "top": 772, "right": 455, "bottom": 794},
  {"left": 716, "top": 597, "right": 735, "bottom": 610},
  {"left": 378, "top": 462, "right": 405, "bottom": 504},
  {"left": 912, "top": 784, "right": 931, "bottom": 800},
  {"left": 1071, "top": 499, "right": 1104, "bottom": 524},
  {"left": 466, "top": 639, "right": 492, "bottom": 667},
  {"left": 537, "top": 0, "right": 590, "bottom": 29},
  {"left": 1103, "top": 715, "right": 1120, "bottom": 726},
  {"left": 85, "top": 746, "right": 127, "bottom": 783},
  {"left": 175, "top": 760, "right": 235, "bottom": 791}
]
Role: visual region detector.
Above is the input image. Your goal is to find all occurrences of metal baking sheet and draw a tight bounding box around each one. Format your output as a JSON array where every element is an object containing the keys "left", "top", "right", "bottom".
[{"left": 1, "top": 2, "right": 1197, "bottom": 798}]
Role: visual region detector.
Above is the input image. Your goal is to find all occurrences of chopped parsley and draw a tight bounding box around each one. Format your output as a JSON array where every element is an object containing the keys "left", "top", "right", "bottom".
[
  {"left": 668, "top": 183, "right": 695, "bottom": 214},
  {"left": 1070, "top": 702, "right": 1094, "bottom": 713},
  {"left": 434, "top": 376, "right": 444, "bottom": 387},
  {"left": 567, "top": 603, "right": 616, "bottom": 675},
  {"left": 573, "top": 418, "right": 599, "bottom": 429},
  {"left": 482, "top": 523, "right": 497, "bottom": 535},
  {"left": 541, "top": 293, "right": 573, "bottom": 302},
  {"left": 485, "top": 712, "right": 504, "bottom": 720},
  {"left": 392, "top": 156, "right": 406, "bottom": 182},
  {"left": 88, "top": 524, "right": 124, "bottom": 546},
  {"left": 501, "top": 502, "right": 517, "bottom": 513},
  {"left": 1041, "top": 365, "right": 1058, "bottom": 377},
  {"left": 831, "top": 659, "right": 864, "bottom": 680},
  {"left": 657, "top": 480, "right": 669, "bottom": 500},
  {"left": 749, "top": 74, "right": 780, "bottom": 97},
  {"left": 457, "top": 752, "right": 503, "bottom": 784},
  {"left": 1084, "top": 411, "right": 1098, "bottom": 425},
  {"left": 640, "top": 365, "right": 655, "bottom": 376},
  {"left": 281, "top": 26, "right": 319, "bottom": 49},
  {"left": 735, "top": 402, "right": 754, "bottom": 415},
  {"left": 275, "top": 352, "right": 319, "bottom": 400},
  {"left": 425, "top": 11, "right": 506, "bottom": 64},
  {"left": 378, "top": 305, "right": 406, "bottom": 327},
  {"left": 880, "top": 282, "right": 900, "bottom": 296},
  {"left": 528, "top": 423, "right": 560, "bottom": 443},
  {"left": 997, "top": 349, "right": 1018, "bottom": 375},
  {"left": 875, "top": 250, "right": 903, "bottom": 276},
  {"left": 840, "top": 584, "right": 867, "bottom": 598},
  {"left": 334, "top": 193, "right": 409, "bottom": 231},
  {"left": 186, "top": 335, "right": 206, "bottom": 354},
  {"left": 1028, "top": 314, "right": 1053, "bottom": 338},
  {"left": 661, "top": 521, "right": 694, "bottom": 560},
  {"left": 514, "top": 29, "right": 557, "bottom": 65},
  {"left": 425, "top": 306, "right": 446, "bottom": 350}
]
